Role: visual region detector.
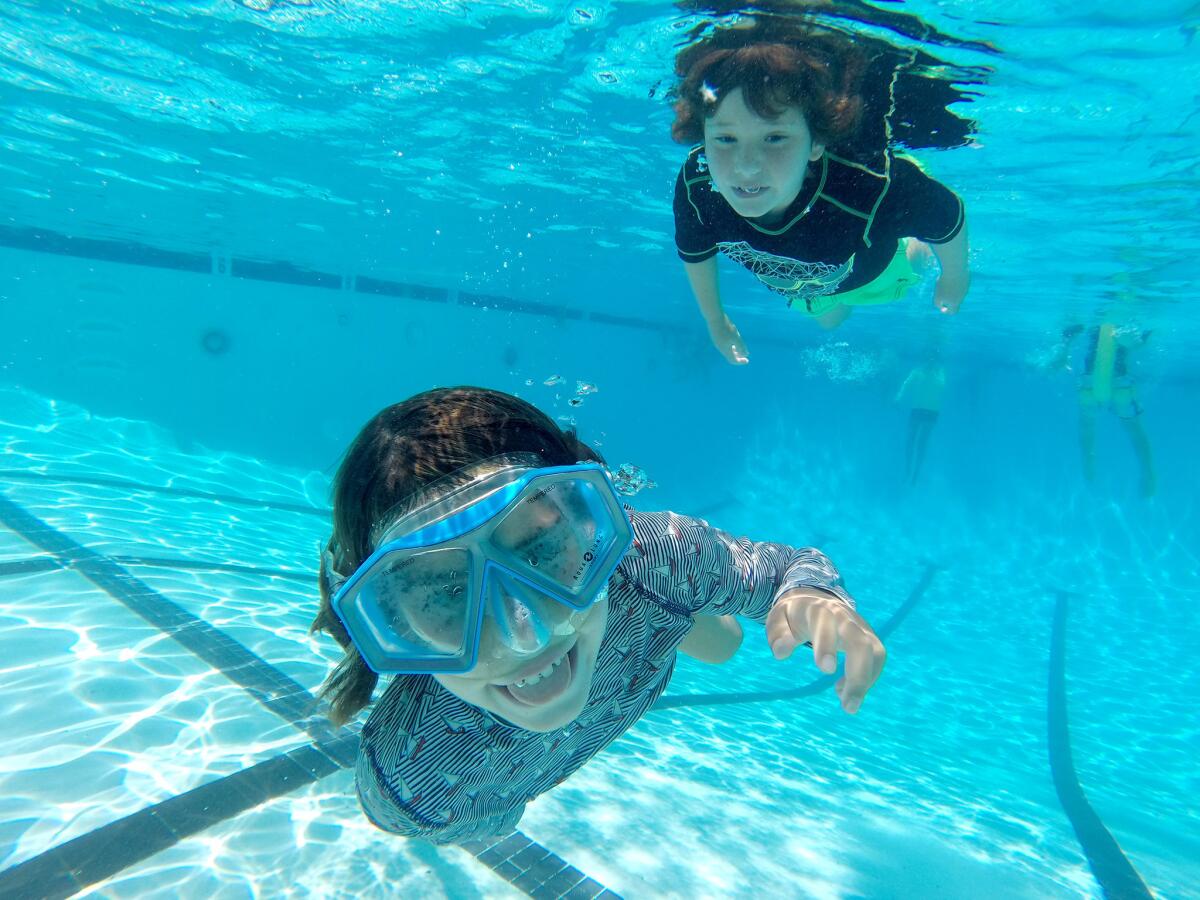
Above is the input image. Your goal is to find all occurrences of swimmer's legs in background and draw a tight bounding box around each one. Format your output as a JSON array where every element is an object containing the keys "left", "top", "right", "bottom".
[
  {"left": 678, "top": 614, "right": 744, "bottom": 664},
  {"left": 905, "top": 409, "right": 938, "bottom": 485},
  {"left": 1120, "top": 416, "right": 1157, "bottom": 498}
]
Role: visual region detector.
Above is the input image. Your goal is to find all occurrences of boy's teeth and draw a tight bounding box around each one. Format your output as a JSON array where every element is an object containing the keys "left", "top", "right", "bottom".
[{"left": 515, "top": 652, "right": 566, "bottom": 688}]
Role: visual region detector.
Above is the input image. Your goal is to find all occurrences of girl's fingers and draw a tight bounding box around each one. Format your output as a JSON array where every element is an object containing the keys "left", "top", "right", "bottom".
[
  {"left": 765, "top": 602, "right": 800, "bottom": 660},
  {"left": 838, "top": 620, "right": 886, "bottom": 714},
  {"left": 806, "top": 603, "right": 839, "bottom": 674}
]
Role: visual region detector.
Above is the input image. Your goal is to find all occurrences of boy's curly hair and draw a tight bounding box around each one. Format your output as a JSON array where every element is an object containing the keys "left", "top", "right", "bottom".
[{"left": 670, "top": 22, "right": 866, "bottom": 148}]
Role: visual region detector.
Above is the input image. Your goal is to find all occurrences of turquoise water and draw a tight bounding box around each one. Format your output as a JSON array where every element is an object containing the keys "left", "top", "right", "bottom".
[{"left": 1, "top": 2, "right": 1198, "bottom": 898}]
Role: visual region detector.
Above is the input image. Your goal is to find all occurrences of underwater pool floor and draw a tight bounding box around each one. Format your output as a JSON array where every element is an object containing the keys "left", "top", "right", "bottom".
[{"left": 0, "top": 389, "right": 1195, "bottom": 899}]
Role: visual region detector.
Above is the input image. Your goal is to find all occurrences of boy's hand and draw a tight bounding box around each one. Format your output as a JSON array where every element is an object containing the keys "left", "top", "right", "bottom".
[
  {"left": 933, "top": 276, "right": 967, "bottom": 315},
  {"left": 706, "top": 316, "right": 749, "bottom": 365},
  {"left": 766, "top": 589, "right": 886, "bottom": 714}
]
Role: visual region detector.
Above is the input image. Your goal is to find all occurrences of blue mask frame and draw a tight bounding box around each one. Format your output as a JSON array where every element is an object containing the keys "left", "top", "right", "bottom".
[{"left": 329, "top": 462, "right": 632, "bottom": 675}]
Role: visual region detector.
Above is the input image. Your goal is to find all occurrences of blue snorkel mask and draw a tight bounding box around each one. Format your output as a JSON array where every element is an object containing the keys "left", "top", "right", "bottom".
[{"left": 325, "top": 454, "right": 633, "bottom": 675}]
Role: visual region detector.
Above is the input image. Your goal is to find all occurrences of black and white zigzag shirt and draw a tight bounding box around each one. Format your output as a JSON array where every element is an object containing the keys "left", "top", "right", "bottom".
[{"left": 355, "top": 509, "right": 854, "bottom": 844}]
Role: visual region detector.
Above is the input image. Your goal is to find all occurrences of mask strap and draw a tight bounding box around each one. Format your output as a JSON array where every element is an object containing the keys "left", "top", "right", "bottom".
[{"left": 322, "top": 548, "right": 349, "bottom": 597}]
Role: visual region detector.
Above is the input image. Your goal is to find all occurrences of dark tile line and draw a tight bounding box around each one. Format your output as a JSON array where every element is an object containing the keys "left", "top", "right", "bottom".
[
  {"left": 0, "top": 224, "right": 210, "bottom": 273},
  {"left": 0, "top": 222, "right": 770, "bottom": 344},
  {"left": 107, "top": 555, "right": 315, "bottom": 585},
  {"left": 651, "top": 561, "right": 938, "bottom": 712},
  {"left": 0, "top": 735, "right": 360, "bottom": 900},
  {"left": 0, "top": 557, "right": 63, "bottom": 577},
  {"left": 458, "top": 290, "right": 585, "bottom": 320},
  {"left": 356, "top": 274, "right": 448, "bottom": 303},
  {"left": 460, "top": 833, "right": 622, "bottom": 900},
  {"left": 0, "top": 726, "right": 617, "bottom": 900},
  {"left": 0, "top": 469, "right": 327, "bottom": 518},
  {"left": 230, "top": 257, "right": 341, "bottom": 289},
  {"left": 0, "top": 551, "right": 314, "bottom": 585},
  {"left": 0, "top": 494, "right": 336, "bottom": 746},
  {"left": 1047, "top": 591, "right": 1152, "bottom": 899}
]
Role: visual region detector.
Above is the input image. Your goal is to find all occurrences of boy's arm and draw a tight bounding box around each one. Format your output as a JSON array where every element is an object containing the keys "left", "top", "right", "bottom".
[
  {"left": 884, "top": 158, "right": 969, "bottom": 314},
  {"left": 929, "top": 218, "right": 969, "bottom": 315},
  {"left": 684, "top": 258, "right": 749, "bottom": 365}
]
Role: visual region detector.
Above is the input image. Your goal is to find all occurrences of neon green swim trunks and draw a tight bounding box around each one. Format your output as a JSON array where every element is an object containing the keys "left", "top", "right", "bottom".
[{"left": 798, "top": 239, "right": 922, "bottom": 317}]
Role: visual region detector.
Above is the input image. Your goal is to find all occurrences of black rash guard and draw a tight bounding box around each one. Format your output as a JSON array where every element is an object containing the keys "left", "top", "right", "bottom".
[{"left": 674, "top": 146, "right": 964, "bottom": 312}]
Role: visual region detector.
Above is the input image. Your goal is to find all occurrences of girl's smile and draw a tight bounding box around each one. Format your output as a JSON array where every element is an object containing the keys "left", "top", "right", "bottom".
[{"left": 434, "top": 599, "right": 609, "bottom": 732}]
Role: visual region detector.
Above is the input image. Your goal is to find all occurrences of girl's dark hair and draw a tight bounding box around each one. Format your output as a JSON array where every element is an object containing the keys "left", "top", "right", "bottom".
[
  {"left": 671, "top": 30, "right": 865, "bottom": 147},
  {"left": 310, "top": 386, "right": 604, "bottom": 726}
]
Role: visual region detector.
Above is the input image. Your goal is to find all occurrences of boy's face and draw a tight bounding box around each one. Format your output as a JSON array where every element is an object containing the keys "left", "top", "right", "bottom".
[{"left": 702, "top": 87, "right": 825, "bottom": 222}]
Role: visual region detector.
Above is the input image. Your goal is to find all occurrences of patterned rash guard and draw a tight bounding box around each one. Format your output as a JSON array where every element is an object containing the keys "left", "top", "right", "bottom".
[
  {"left": 673, "top": 146, "right": 964, "bottom": 312},
  {"left": 355, "top": 508, "right": 854, "bottom": 844}
]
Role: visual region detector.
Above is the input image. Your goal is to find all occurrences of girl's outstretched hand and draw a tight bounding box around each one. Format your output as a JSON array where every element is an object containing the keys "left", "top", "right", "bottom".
[{"left": 765, "top": 589, "right": 886, "bottom": 714}]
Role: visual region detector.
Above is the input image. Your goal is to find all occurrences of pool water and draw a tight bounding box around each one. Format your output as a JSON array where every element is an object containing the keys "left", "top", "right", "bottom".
[{"left": 2, "top": 2, "right": 1198, "bottom": 899}]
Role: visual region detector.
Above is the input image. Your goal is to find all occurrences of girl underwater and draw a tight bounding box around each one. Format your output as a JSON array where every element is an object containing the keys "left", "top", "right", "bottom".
[{"left": 311, "top": 386, "right": 885, "bottom": 842}]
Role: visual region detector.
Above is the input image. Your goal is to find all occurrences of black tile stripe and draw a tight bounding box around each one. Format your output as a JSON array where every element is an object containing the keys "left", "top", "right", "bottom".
[
  {"left": 107, "top": 555, "right": 315, "bottom": 584},
  {"left": 0, "top": 222, "right": 804, "bottom": 346},
  {"left": 0, "top": 469, "right": 327, "bottom": 517},
  {"left": 1048, "top": 591, "right": 1152, "bottom": 899},
  {"left": 355, "top": 275, "right": 448, "bottom": 303},
  {"left": 0, "top": 735, "right": 359, "bottom": 900},
  {"left": 0, "top": 557, "right": 64, "bottom": 577},
  {"left": 0, "top": 224, "right": 210, "bottom": 272},
  {"left": 0, "top": 551, "right": 313, "bottom": 585},
  {"left": 0, "top": 494, "right": 336, "bottom": 745},
  {"left": 0, "top": 726, "right": 614, "bottom": 900},
  {"left": 651, "top": 561, "right": 938, "bottom": 711},
  {"left": 458, "top": 291, "right": 585, "bottom": 320},
  {"left": 229, "top": 257, "right": 341, "bottom": 289}
]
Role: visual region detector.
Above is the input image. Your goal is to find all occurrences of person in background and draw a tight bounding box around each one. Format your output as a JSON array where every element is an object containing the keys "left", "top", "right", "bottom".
[
  {"left": 671, "top": 15, "right": 970, "bottom": 360},
  {"left": 1054, "top": 322, "right": 1156, "bottom": 498},
  {"left": 310, "top": 386, "right": 886, "bottom": 843},
  {"left": 896, "top": 359, "right": 946, "bottom": 486}
]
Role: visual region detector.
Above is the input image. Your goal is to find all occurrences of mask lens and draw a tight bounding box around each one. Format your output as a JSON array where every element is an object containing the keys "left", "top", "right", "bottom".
[
  {"left": 356, "top": 547, "right": 473, "bottom": 658},
  {"left": 490, "top": 476, "right": 616, "bottom": 600}
]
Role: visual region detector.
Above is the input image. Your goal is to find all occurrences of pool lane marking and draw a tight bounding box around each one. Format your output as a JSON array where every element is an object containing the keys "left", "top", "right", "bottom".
[
  {"left": 651, "top": 561, "right": 938, "bottom": 712},
  {"left": 107, "top": 554, "right": 314, "bottom": 584},
  {"left": 0, "top": 735, "right": 359, "bottom": 900},
  {"left": 0, "top": 494, "right": 337, "bottom": 745},
  {"left": 0, "top": 495, "right": 619, "bottom": 900},
  {"left": 0, "top": 469, "right": 327, "bottom": 518},
  {"left": 1048, "top": 590, "right": 1152, "bottom": 899},
  {"left": 0, "top": 552, "right": 314, "bottom": 584},
  {"left": 0, "top": 557, "right": 64, "bottom": 577}
]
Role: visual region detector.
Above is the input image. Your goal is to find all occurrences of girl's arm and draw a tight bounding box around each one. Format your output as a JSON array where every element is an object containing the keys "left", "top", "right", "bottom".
[
  {"left": 684, "top": 258, "right": 749, "bottom": 365},
  {"left": 619, "top": 511, "right": 884, "bottom": 713},
  {"left": 619, "top": 511, "right": 854, "bottom": 623}
]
